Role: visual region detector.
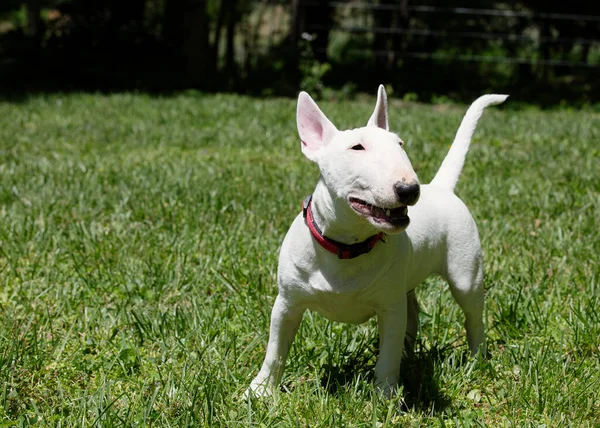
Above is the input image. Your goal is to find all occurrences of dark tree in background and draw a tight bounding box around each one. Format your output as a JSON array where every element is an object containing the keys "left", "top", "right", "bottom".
[
  {"left": 305, "top": 0, "right": 334, "bottom": 63},
  {"left": 26, "top": 0, "right": 41, "bottom": 38},
  {"left": 164, "top": 0, "right": 212, "bottom": 86},
  {"left": 0, "top": 0, "right": 598, "bottom": 103}
]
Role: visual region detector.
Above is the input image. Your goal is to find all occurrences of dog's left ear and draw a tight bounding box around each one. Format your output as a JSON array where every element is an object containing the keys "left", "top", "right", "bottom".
[{"left": 367, "top": 85, "right": 389, "bottom": 131}]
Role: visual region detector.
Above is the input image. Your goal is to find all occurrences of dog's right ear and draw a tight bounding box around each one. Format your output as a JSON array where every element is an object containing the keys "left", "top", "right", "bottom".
[
  {"left": 367, "top": 85, "right": 389, "bottom": 131},
  {"left": 297, "top": 92, "right": 338, "bottom": 162}
]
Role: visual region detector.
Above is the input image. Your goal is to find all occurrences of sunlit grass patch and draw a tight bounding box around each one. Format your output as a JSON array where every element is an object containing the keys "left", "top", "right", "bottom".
[{"left": 0, "top": 92, "right": 598, "bottom": 425}]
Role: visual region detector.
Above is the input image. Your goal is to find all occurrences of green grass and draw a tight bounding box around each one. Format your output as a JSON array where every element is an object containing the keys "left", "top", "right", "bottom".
[{"left": 0, "top": 91, "right": 598, "bottom": 426}]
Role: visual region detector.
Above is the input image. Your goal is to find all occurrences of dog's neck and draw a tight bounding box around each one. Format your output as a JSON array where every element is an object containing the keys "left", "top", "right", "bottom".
[{"left": 310, "top": 178, "right": 379, "bottom": 245}]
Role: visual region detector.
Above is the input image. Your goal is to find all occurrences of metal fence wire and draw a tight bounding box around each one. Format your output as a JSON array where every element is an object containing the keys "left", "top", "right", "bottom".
[{"left": 299, "top": 1, "right": 600, "bottom": 69}]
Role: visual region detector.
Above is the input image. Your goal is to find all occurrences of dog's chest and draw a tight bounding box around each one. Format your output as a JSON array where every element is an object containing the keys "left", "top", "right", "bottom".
[
  {"left": 280, "top": 216, "right": 409, "bottom": 323},
  {"left": 306, "top": 287, "right": 378, "bottom": 324},
  {"left": 303, "top": 263, "right": 401, "bottom": 324}
]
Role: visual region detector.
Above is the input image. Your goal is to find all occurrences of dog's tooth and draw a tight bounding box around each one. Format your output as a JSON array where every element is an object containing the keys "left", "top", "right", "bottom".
[{"left": 386, "top": 209, "right": 391, "bottom": 216}]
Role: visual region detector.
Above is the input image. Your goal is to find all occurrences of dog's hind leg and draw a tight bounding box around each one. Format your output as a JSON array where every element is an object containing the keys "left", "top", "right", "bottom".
[{"left": 444, "top": 247, "right": 487, "bottom": 357}]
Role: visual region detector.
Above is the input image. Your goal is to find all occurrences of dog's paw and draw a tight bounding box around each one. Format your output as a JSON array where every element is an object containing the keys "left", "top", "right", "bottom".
[
  {"left": 375, "top": 379, "right": 400, "bottom": 399},
  {"left": 243, "top": 382, "right": 275, "bottom": 399}
]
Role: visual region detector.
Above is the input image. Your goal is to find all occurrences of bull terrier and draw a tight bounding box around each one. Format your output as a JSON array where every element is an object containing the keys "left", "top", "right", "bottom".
[{"left": 247, "top": 86, "right": 507, "bottom": 397}]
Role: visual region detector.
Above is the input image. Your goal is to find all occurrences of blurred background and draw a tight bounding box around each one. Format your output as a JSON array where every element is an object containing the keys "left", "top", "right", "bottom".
[{"left": 1, "top": 0, "right": 598, "bottom": 104}]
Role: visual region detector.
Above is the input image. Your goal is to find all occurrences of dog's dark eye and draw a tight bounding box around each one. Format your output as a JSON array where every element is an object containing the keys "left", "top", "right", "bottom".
[
  {"left": 350, "top": 144, "right": 365, "bottom": 151},
  {"left": 398, "top": 140, "right": 404, "bottom": 147}
]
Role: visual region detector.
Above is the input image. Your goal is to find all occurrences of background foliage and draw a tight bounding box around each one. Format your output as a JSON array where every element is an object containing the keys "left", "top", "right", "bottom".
[{"left": 0, "top": 0, "right": 599, "bottom": 103}]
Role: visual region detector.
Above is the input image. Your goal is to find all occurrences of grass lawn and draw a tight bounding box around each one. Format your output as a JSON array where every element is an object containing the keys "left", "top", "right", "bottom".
[{"left": 0, "top": 92, "right": 598, "bottom": 426}]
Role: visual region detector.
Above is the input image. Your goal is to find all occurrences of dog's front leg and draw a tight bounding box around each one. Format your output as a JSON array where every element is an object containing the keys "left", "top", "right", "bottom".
[
  {"left": 248, "top": 294, "right": 305, "bottom": 397},
  {"left": 375, "top": 297, "right": 407, "bottom": 397}
]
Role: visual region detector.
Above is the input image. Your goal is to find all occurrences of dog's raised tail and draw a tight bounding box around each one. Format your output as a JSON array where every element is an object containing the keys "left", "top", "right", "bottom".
[{"left": 430, "top": 94, "right": 508, "bottom": 192}]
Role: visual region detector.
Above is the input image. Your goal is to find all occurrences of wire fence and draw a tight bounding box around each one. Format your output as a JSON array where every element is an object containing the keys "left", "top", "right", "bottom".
[
  {"left": 305, "top": 2, "right": 600, "bottom": 22},
  {"left": 300, "top": 1, "right": 600, "bottom": 69}
]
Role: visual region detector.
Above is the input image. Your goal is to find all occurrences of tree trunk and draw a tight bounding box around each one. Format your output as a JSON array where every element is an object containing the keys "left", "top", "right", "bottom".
[
  {"left": 291, "top": 0, "right": 305, "bottom": 49},
  {"left": 163, "top": 0, "right": 213, "bottom": 87},
  {"left": 185, "top": 0, "right": 211, "bottom": 86},
  {"left": 108, "top": 0, "right": 145, "bottom": 28},
  {"left": 372, "top": 0, "right": 394, "bottom": 76},
  {"left": 26, "top": 0, "right": 41, "bottom": 38},
  {"left": 224, "top": 0, "right": 238, "bottom": 78},
  {"left": 305, "top": 1, "right": 333, "bottom": 62},
  {"left": 214, "top": 0, "right": 227, "bottom": 69},
  {"left": 26, "top": 0, "right": 42, "bottom": 70}
]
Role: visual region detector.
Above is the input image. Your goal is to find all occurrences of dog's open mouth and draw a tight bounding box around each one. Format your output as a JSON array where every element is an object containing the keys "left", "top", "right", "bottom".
[{"left": 349, "top": 197, "right": 408, "bottom": 227}]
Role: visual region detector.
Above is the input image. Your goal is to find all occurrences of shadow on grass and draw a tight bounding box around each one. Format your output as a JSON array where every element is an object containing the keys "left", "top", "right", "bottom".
[
  {"left": 399, "top": 346, "right": 452, "bottom": 412},
  {"left": 319, "top": 344, "right": 452, "bottom": 413}
]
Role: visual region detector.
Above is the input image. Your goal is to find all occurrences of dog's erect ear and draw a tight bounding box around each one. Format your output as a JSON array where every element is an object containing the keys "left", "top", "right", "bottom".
[
  {"left": 367, "top": 85, "right": 389, "bottom": 131},
  {"left": 297, "top": 92, "right": 338, "bottom": 162}
]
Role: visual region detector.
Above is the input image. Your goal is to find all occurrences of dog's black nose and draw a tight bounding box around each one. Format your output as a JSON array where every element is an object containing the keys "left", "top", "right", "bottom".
[{"left": 394, "top": 181, "right": 420, "bottom": 206}]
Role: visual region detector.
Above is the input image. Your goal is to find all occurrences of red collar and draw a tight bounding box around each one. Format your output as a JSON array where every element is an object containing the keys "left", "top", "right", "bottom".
[{"left": 302, "top": 194, "right": 384, "bottom": 259}]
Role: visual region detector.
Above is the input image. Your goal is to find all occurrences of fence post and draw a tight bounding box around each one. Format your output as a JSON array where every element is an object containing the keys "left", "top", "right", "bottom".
[{"left": 291, "top": 0, "right": 305, "bottom": 49}]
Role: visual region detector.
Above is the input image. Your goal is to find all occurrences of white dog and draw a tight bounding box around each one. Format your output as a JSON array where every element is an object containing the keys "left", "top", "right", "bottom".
[{"left": 248, "top": 86, "right": 507, "bottom": 397}]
